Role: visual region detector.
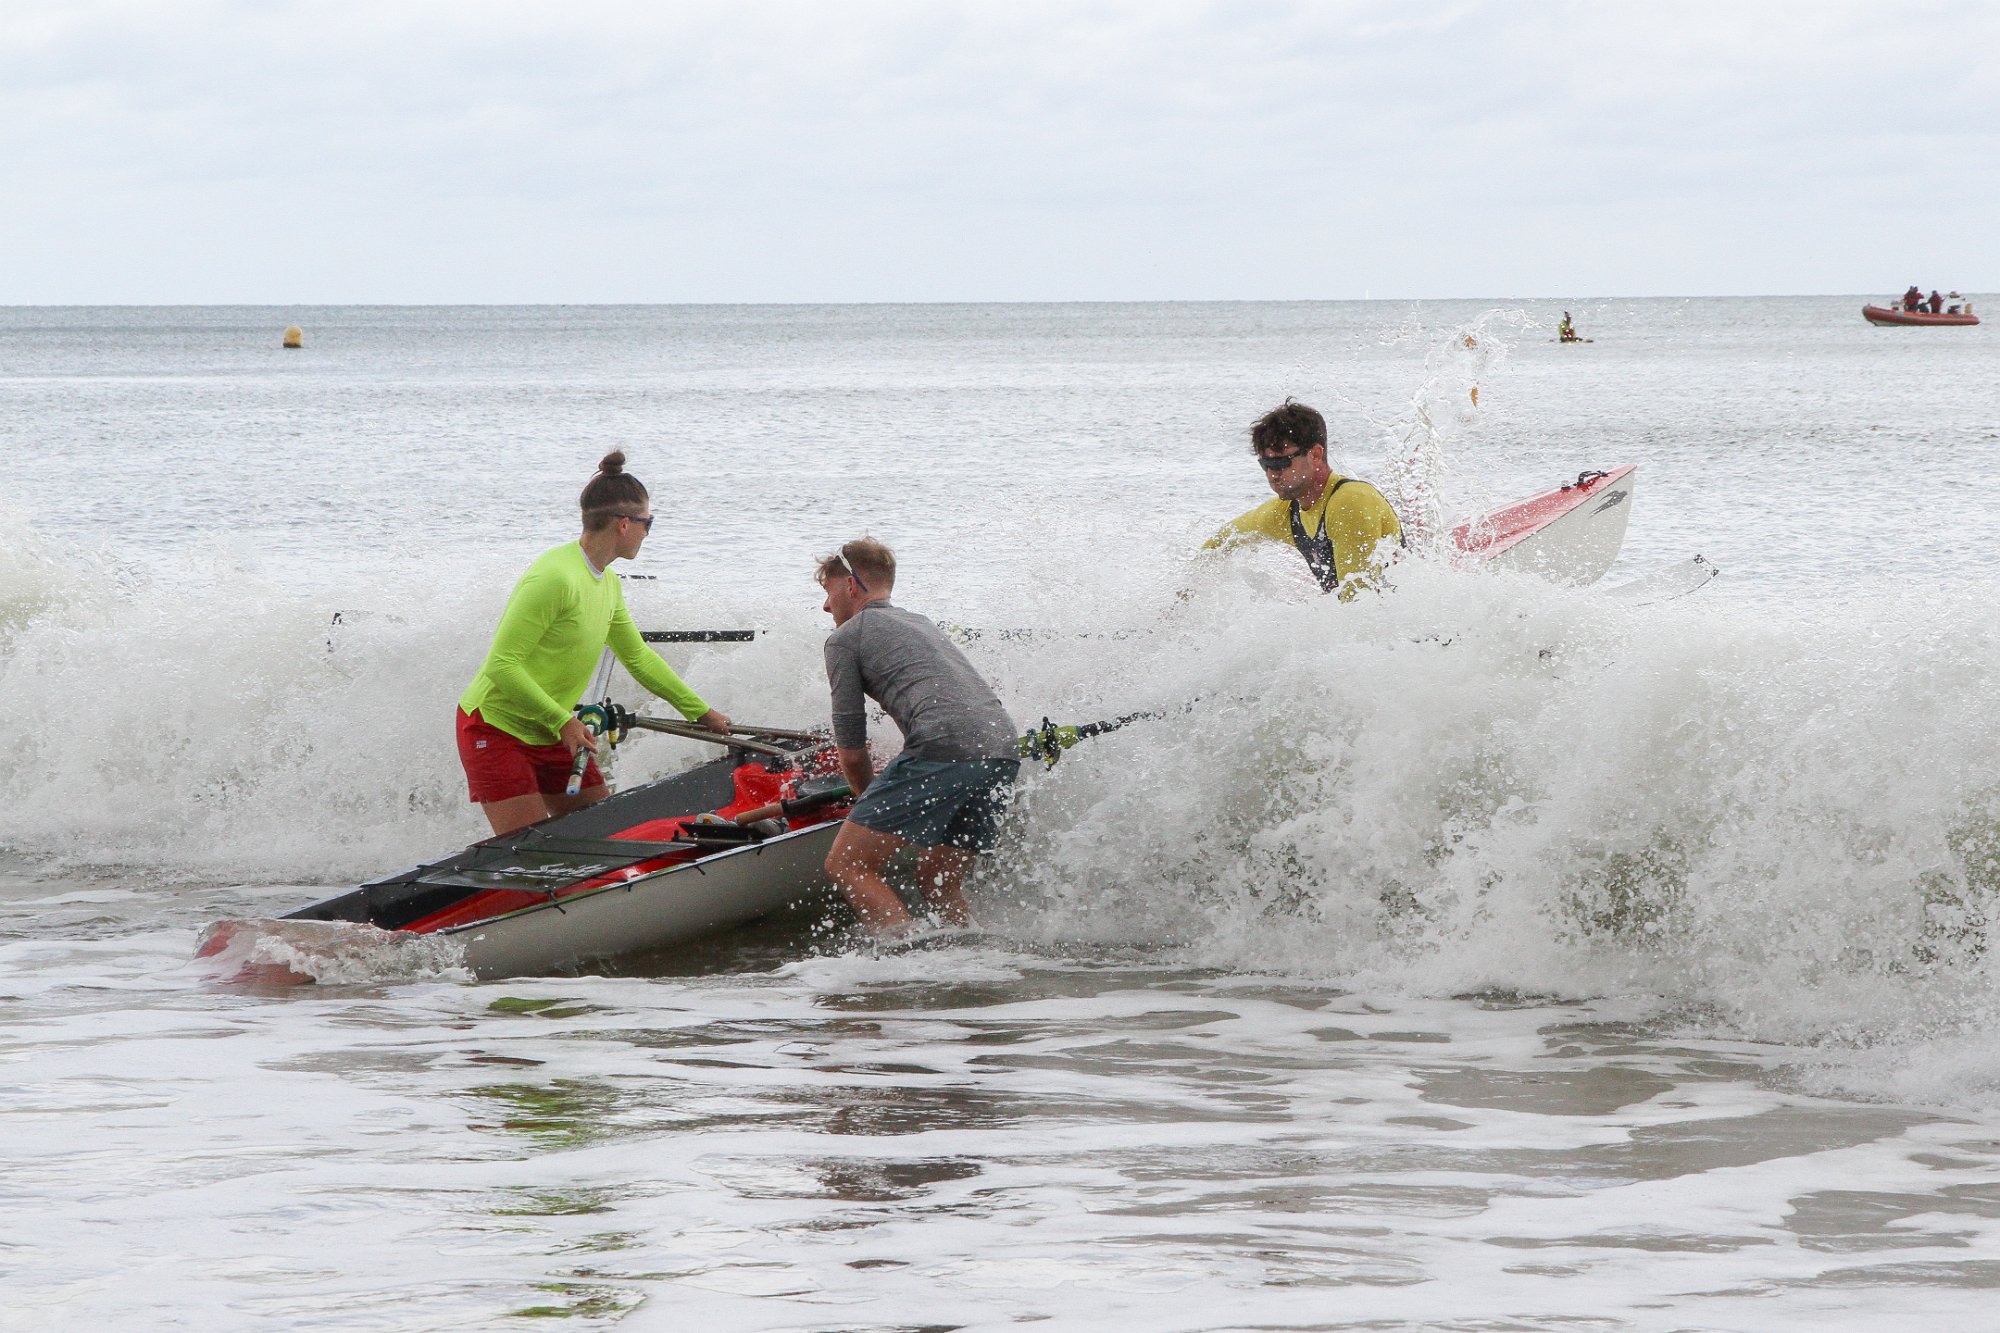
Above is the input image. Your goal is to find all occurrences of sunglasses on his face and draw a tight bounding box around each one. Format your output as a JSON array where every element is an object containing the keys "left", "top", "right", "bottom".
[
  {"left": 1256, "top": 448, "right": 1310, "bottom": 473},
  {"left": 620, "top": 513, "right": 655, "bottom": 530}
]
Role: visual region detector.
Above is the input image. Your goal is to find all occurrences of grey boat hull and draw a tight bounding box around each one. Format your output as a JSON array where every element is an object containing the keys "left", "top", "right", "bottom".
[
  {"left": 450, "top": 822, "right": 840, "bottom": 979},
  {"left": 284, "top": 744, "right": 848, "bottom": 980}
]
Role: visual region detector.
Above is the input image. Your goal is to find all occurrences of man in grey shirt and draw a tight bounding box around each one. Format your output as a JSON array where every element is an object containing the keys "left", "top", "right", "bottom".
[{"left": 817, "top": 537, "right": 1020, "bottom": 936}]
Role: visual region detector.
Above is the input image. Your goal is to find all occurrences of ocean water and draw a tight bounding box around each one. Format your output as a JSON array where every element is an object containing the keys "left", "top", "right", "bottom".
[{"left": 5, "top": 298, "right": 2000, "bottom": 1329}]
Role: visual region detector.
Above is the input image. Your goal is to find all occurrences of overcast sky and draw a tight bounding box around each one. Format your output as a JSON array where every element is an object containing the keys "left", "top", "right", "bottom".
[{"left": 4, "top": 1, "right": 1994, "bottom": 303}]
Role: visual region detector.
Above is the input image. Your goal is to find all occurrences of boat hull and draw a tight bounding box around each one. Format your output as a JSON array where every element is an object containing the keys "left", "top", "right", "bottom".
[
  {"left": 1862, "top": 304, "right": 1980, "bottom": 327},
  {"left": 1449, "top": 464, "right": 1636, "bottom": 586},
  {"left": 451, "top": 822, "right": 840, "bottom": 978},
  {"left": 274, "top": 744, "right": 850, "bottom": 980}
]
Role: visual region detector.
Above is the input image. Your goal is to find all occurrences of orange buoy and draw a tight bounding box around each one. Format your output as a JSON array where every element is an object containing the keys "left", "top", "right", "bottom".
[{"left": 283, "top": 326, "right": 303, "bottom": 349}]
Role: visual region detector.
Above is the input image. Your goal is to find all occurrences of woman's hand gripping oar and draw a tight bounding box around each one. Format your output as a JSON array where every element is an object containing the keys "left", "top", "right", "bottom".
[{"left": 563, "top": 703, "right": 622, "bottom": 796}]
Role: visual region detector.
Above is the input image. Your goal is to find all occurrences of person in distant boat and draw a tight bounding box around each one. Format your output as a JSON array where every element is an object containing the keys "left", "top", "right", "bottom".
[
  {"left": 1929, "top": 290, "right": 1945, "bottom": 314},
  {"left": 817, "top": 537, "right": 1021, "bottom": 937},
  {"left": 1558, "top": 312, "right": 1579, "bottom": 342},
  {"left": 1905, "top": 285, "right": 1924, "bottom": 313},
  {"left": 1203, "top": 399, "right": 1404, "bottom": 600},
  {"left": 457, "top": 451, "right": 730, "bottom": 836}
]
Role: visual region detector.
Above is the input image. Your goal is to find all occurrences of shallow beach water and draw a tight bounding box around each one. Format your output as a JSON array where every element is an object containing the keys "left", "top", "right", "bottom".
[
  {"left": 9, "top": 883, "right": 2000, "bottom": 1330},
  {"left": 6, "top": 299, "right": 2000, "bottom": 1328}
]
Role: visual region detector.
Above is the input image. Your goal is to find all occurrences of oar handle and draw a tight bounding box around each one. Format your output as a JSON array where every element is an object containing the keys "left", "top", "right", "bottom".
[
  {"left": 564, "top": 707, "right": 621, "bottom": 795},
  {"left": 563, "top": 741, "right": 594, "bottom": 796}
]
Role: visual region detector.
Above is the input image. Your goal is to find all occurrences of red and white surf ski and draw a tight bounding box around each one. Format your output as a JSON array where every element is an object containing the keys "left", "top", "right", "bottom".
[{"left": 1449, "top": 464, "right": 1636, "bottom": 586}]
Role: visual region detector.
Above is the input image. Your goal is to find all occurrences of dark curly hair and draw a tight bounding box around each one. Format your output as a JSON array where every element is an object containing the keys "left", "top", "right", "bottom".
[{"left": 1249, "top": 399, "right": 1327, "bottom": 454}]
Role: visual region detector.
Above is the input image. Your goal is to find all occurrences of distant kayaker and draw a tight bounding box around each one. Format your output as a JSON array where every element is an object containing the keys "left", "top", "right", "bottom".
[
  {"left": 817, "top": 537, "right": 1021, "bottom": 936},
  {"left": 1558, "top": 311, "right": 1579, "bottom": 342},
  {"left": 457, "top": 451, "right": 730, "bottom": 836},
  {"left": 1203, "top": 399, "right": 1404, "bottom": 599}
]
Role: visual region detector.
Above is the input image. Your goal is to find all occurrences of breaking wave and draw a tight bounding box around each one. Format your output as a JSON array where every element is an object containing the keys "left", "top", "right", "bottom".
[{"left": 9, "top": 510, "right": 2000, "bottom": 1107}]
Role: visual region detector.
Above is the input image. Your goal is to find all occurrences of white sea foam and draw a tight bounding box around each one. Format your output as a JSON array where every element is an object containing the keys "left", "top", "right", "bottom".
[{"left": 6, "top": 502, "right": 2000, "bottom": 1108}]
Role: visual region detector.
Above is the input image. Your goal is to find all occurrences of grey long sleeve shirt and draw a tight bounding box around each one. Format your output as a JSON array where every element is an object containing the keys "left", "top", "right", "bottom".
[{"left": 823, "top": 602, "right": 1018, "bottom": 760}]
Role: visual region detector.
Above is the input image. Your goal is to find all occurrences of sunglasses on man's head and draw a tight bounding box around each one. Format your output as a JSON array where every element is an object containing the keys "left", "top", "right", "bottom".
[{"left": 1256, "top": 448, "right": 1310, "bottom": 472}]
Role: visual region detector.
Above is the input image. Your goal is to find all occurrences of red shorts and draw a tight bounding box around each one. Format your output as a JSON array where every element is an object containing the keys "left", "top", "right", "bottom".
[{"left": 456, "top": 708, "right": 603, "bottom": 804}]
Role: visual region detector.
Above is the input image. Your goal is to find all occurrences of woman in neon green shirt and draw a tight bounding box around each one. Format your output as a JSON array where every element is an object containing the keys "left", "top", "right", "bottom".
[{"left": 456, "top": 451, "right": 730, "bottom": 835}]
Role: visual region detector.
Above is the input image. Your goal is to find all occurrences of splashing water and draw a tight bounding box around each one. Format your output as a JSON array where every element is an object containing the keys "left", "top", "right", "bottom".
[{"left": 1334, "top": 310, "right": 1529, "bottom": 552}]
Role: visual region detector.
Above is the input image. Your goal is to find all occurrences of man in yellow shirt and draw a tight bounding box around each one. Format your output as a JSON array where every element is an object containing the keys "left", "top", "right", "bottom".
[{"left": 1204, "top": 399, "right": 1403, "bottom": 599}]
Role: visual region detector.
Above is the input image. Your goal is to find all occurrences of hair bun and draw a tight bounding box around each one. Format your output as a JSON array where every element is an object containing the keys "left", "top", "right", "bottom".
[{"left": 598, "top": 450, "right": 627, "bottom": 475}]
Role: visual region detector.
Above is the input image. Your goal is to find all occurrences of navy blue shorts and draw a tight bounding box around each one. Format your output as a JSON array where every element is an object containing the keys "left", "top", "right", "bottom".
[{"left": 846, "top": 754, "right": 1021, "bottom": 851}]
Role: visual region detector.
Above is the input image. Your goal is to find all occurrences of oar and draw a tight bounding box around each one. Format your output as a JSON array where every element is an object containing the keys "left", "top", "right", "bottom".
[
  {"left": 574, "top": 701, "right": 819, "bottom": 758},
  {"left": 563, "top": 744, "right": 594, "bottom": 796},
  {"left": 640, "top": 630, "right": 756, "bottom": 643},
  {"left": 1018, "top": 710, "right": 1163, "bottom": 767},
  {"left": 730, "top": 708, "right": 1164, "bottom": 825},
  {"left": 636, "top": 625, "right": 1149, "bottom": 645},
  {"left": 563, "top": 709, "right": 613, "bottom": 796},
  {"left": 622, "top": 715, "right": 795, "bottom": 757}
]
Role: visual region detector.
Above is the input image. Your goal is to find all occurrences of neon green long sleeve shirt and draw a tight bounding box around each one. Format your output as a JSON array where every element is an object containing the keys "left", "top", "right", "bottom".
[{"left": 458, "top": 542, "right": 709, "bottom": 745}]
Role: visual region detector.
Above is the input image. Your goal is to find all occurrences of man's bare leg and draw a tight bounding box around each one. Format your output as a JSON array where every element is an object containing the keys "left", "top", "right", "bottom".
[
  {"left": 825, "top": 820, "right": 918, "bottom": 934},
  {"left": 914, "top": 845, "right": 976, "bottom": 926}
]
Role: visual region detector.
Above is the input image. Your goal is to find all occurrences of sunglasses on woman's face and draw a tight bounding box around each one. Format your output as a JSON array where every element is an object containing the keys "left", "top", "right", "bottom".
[{"left": 1256, "top": 448, "right": 1309, "bottom": 473}]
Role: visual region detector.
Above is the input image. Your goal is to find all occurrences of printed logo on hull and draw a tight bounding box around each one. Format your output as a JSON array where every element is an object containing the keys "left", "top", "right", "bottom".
[{"left": 1591, "top": 489, "right": 1629, "bottom": 515}]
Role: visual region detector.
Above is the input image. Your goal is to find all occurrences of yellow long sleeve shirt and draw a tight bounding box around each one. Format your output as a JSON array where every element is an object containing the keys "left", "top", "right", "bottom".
[
  {"left": 458, "top": 542, "right": 709, "bottom": 745},
  {"left": 1206, "top": 473, "right": 1402, "bottom": 600}
]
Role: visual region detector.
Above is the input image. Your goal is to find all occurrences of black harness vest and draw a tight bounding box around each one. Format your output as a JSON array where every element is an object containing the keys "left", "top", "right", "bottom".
[
  {"left": 1289, "top": 478, "right": 1354, "bottom": 592},
  {"left": 1288, "top": 479, "right": 1403, "bottom": 592}
]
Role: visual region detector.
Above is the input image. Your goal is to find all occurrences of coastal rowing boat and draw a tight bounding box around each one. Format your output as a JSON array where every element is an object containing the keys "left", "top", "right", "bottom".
[
  {"left": 196, "top": 701, "right": 1150, "bottom": 983},
  {"left": 198, "top": 731, "right": 855, "bottom": 982}
]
